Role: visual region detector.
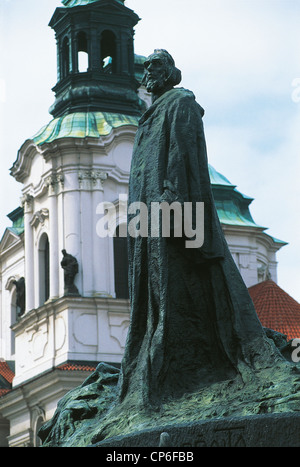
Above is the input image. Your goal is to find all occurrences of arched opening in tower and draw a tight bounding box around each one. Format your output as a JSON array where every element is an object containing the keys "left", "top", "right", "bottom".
[
  {"left": 77, "top": 31, "right": 89, "bottom": 72},
  {"left": 101, "top": 30, "right": 117, "bottom": 73}
]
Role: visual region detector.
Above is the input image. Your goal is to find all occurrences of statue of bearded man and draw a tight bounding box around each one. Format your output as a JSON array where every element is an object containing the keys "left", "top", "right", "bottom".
[
  {"left": 38, "top": 50, "right": 300, "bottom": 448},
  {"left": 118, "top": 50, "right": 283, "bottom": 408}
]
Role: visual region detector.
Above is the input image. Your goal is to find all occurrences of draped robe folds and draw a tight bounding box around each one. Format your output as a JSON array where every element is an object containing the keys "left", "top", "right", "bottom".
[{"left": 119, "top": 87, "right": 282, "bottom": 407}]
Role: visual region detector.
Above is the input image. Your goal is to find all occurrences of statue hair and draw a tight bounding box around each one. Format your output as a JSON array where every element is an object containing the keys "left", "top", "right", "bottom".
[{"left": 142, "top": 49, "right": 182, "bottom": 87}]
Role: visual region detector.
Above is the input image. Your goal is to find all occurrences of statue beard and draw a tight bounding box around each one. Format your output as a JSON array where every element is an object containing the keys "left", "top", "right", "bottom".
[{"left": 145, "top": 74, "right": 168, "bottom": 94}]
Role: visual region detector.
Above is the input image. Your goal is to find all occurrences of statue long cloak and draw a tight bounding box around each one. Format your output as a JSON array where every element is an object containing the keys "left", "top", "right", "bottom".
[{"left": 119, "top": 87, "right": 281, "bottom": 407}]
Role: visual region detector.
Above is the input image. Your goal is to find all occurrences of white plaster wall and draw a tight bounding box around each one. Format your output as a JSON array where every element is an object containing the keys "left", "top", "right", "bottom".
[
  {"left": 12, "top": 297, "right": 129, "bottom": 386},
  {"left": 222, "top": 226, "right": 282, "bottom": 288},
  {"left": 0, "top": 240, "right": 24, "bottom": 360}
]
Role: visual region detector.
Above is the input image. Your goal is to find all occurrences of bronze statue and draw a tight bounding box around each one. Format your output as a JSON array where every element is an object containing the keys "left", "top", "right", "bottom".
[
  {"left": 13, "top": 277, "right": 25, "bottom": 318},
  {"left": 61, "top": 249, "right": 79, "bottom": 296},
  {"left": 118, "top": 49, "right": 284, "bottom": 407},
  {"left": 39, "top": 50, "right": 300, "bottom": 448}
]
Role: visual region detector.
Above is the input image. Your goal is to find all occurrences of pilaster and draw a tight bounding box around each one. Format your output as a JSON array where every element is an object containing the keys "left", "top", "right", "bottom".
[{"left": 21, "top": 194, "right": 35, "bottom": 313}]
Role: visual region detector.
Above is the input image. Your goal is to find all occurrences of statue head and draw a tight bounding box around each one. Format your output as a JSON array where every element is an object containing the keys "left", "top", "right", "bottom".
[{"left": 142, "top": 49, "right": 182, "bottom": 97}]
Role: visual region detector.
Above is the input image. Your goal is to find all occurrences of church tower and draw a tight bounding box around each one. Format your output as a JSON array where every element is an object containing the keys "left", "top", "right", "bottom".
[
  {"left": 7, "top": 0, "right": 145, "bottom": 410},
  {"left": 0, "top": 0, "right": 289, "bottom": 447}
]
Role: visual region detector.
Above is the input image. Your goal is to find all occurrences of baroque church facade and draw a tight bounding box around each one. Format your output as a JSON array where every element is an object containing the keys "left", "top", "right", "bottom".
[{"left": 0, "top": 0, "right": 287, "bottom": 447}]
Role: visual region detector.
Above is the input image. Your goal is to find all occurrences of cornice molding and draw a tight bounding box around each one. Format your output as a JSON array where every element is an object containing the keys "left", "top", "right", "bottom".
[
  {"left": 10, "top": 140, "right": 42, "bottom": 184},
  {"left": 222, "top": 223, "right": 286, "bottom": 252},
  {"left": 39, "top": 124, "right": 137, "bottom": 160}
]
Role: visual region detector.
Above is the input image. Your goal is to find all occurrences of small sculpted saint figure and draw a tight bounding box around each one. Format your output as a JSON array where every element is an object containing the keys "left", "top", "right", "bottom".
[
  {"left": 13, "top": 277, "right": 25, "bottom": 318},
  {"left": 61, "top": 249, "right": 80, "bottom": 296}
]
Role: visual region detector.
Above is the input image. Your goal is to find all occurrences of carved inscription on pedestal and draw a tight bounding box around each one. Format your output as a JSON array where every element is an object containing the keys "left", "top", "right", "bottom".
[{"left": 180, "top": 425, "right": 246, "bottom": 447}]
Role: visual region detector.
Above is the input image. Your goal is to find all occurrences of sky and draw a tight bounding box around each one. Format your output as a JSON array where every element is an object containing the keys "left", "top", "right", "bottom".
[{"left": 0, "top": 0, "right": 299, "bottom": 301}]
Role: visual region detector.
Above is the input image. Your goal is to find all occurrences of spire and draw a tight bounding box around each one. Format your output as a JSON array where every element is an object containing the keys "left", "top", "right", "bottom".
[{"left": 49, "top": 0, "right": 142, "bottom": 117}]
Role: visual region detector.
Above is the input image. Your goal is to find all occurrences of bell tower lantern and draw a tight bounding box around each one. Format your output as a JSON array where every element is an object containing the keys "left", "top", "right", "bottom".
[{"left": 49, "top": 0, "right": 142, "bottom": 117}]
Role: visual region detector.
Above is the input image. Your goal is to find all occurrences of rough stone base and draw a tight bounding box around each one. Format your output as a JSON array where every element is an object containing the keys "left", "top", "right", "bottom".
[{"left": 94, "top": 413, "right": 300, "bottom": 447}]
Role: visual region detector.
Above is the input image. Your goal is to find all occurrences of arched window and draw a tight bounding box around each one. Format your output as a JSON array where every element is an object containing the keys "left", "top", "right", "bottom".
[
  {"left": 35, "top": 416, "right": 45, "bottom": 447},
  {"left": 77, "top": 31, "right": 89, "bottom": 72},
  {"left": 101, "top": 30, "right": 117, "bottom": 73},
  {"left": 39, "top": 234, "right": 50, "bottom": 306},
  {"left": 113, "top": 225, "right": 129, "bottom": 299},
  {"left": 62, "top": 37, "right": 70, "bottom": 78}
]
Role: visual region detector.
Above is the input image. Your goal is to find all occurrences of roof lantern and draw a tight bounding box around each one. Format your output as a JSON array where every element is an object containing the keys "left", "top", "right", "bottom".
[{"left": 49, "top": 0, "right": 143, "bottom": 117}]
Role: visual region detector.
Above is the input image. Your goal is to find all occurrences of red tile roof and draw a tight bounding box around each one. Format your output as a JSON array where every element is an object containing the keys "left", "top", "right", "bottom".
[
  {"left": 0, "top": 389, "right": 10, "bottom": 397},
  {"left": 0, "top": 361, "right": 15, "bottom": 385},
  {"left": 248, "top": 280, "right": 300, "bottom": 341},
  {"left": 57, "top": 362, "right": 97, "bottom": 372}
]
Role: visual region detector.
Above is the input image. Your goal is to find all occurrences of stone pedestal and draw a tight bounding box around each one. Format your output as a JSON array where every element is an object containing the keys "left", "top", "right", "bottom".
[{"left": 94, "top": 413, "right": 300, "bottom": 447}]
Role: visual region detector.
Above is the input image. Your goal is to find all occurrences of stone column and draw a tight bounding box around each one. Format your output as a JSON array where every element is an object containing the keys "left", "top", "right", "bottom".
[
  {"left": 71, "top": 28, "right": 78, "bottom": 74},
  {"left": 22, "top": 194, "right": 35, "bottom": 312},
  {"left": 92, "top": 171, "right": 110, "bottom": 296},
  {"left": 78, "top": 170, "right": 94, "bottom": 296},
  {"left": 116, "top": 37, "right": 122, "bottom": 74},
  {"left": 90, "top": 28, "right": 100, "bottom": 71},
  {"left": 46, "top": 175, "right": 60, "bottom": 300},
  {"left": 63, "top": 171, "right": 81, "bottom": 294}
]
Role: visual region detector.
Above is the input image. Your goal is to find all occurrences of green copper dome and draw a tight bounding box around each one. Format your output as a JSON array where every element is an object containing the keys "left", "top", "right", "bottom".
[
  {"left": 7, "top": 207, "right": 24, "bottom": 236},
  {"left": 62, "top": 0, "right": 124, "bottom": 6},
  {"left": 208, "top": 165, "right": 263, "bottom": 228},
  {"left": 32, "top": 112, "right": 139, "bottom": 145},
  {"left": 208, "top": 165, "right": 235, "bottom": 188}
]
